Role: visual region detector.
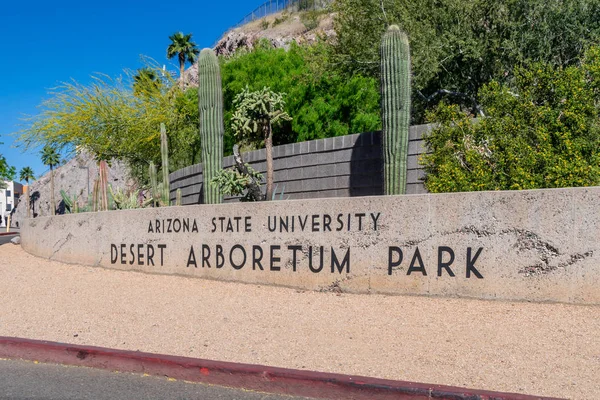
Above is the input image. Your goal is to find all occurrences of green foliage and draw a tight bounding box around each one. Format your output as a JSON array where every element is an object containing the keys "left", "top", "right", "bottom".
[
  {"left": 160, "top": 123, "right": 170, "bottom": 205},
  {"left": 422, "top": 48, "right": 600, "bottom": 192},
  {"left": 331, "top": 0, "right": 600, "bottom": 121},
  {"left": 211, "top": 165, "right": 264, "bottom": 202},
  {"left": 149, "top": 162, "right": 158, "bottom": 207},
  {"left": 221, "top": 42, "right": 381, "bottom": 150},
  {"left": 198, "top": 48, "right": 225, "bottom": 204},
  {"left": 231, "top": 86, "right": 291, "bottom": 143},
  {"left": 260, "top": 19, "right": 270, "bottom": 29},
  {"left": 167, "top": 32, "right": 199, "bottom": 63},
  {"left": 133, "top": 68, "right": 163, "bottom": 97},
  {"left": 167, "top": 32, "right": 200, "bottom": 87},
  {"left": 381, "top": 25, "right": 411, "bottom": 195},
  {"left": 40, "top": 145, "right": 60, "bottom": 168},
  {"left": 271, "top": 184, "right": 287, "bottom": 201},
  {"left": 300, "top": 10, "right": 320, "bottom": 30},
  {"left": 18, "top": 69, "right": 201, "bottom": 184},
  {"left": 0, "top": 141, "right": 16, "bottom": 189},
  {"left": 19, "top": 166, "right": 35, "bottom": 217},
  {"left": 298, "top": 0, "right": 316, "bottom": 10},
  {"left": 167, "top": 32, "right": 199, "bottom": 61},
  {"left": 231, "top": 86, "right": 291, "bottom": 200},
  {"left": 148, "top": 161, "right": 170, "bottom": 207},
  {"left": 272, "top": 13, "right": 289, "bottom": 27},
  {"left": 60, "top": 190, "right": 79, "bottom": 214},
  {"left": 109, "top": 185, "right": 153, "bottom": 210},
  {"left": 41, "top": 144, "right": 60, "bottom": 215},
  {"left": 19, "top": 167, "right": 35, "bottom": 184}
]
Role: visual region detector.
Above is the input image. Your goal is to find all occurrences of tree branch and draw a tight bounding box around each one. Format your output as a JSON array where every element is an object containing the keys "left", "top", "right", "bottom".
[{"left": 232, "top": 144, "right": 264, "bottom": 201}]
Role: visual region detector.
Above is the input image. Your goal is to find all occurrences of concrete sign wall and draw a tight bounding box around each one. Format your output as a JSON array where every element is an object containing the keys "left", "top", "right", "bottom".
[{"left": 21, "top": 187, "right": 600, "bottom": 304}]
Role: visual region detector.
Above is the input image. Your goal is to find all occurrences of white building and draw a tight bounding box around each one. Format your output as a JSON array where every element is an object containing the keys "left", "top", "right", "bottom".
[{"left": 0, "top": 181, "right": 24, "bottom": 227}]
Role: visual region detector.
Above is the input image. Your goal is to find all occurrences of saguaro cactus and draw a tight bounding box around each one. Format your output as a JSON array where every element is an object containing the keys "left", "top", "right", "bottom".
[
  {"left": 160, "top": 123, "right": 170, "bottom": 205},
  {"left": 98, "top": 160, "right": 109, "bottom": 210},
  {"left": 198, "top": 48, "right": 224, "bottom": 204},
  {"left": 149, "top": 162, "right": 158, "bottom": 207},
  {"left": 381, "top": 25, "right": 411, "bottom": 195}
]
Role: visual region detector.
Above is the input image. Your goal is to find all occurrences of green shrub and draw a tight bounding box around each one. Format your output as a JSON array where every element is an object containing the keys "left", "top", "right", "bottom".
[
  {"left": 298, "top": 0, "right": 315, "bottom": 11},
  {"left": 301, "top": 11, "right": 320, "bottom": 30},
  {"left": 272, "top": 13, "right": 289, "bottom": 27},
  {"left": 422, "top": 46, "right": 600, "bottom": 193},
  {"left": 220, "top": 42, "right": 380, "bottom": 152},
  {"left": 211, "top": 165, "right": 263, "bottom": 202}
]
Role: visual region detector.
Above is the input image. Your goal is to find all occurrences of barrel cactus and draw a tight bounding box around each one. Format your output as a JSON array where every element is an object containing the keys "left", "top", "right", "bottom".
[
  {"left": 381, "top": 25, "right": 411, "bottom": 195},
  {"left": 198, "top": 48, "right": 224, "bottom": 204}
]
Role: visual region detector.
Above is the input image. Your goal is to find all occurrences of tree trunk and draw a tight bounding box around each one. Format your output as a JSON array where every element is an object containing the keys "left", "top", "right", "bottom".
[
  {"left": 232, "top": 145, "right": 264, "bottom": 201},
  {"left": 26, "top": 180, "right": 30, "bottom": 219},
  {"left": 179, "top": 53, "right": 185, "bottom": 90},
  {"left": 265, "top": 121, "right": 274, "bottom": 201},
  {"left": 50, "top": 166, "right": 55, "bottom": 216}
]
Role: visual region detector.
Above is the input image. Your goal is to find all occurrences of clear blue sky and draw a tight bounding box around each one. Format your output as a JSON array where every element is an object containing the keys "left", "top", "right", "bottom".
[{"left": 0, "top": 0, "right": 265, "bottom": 181}]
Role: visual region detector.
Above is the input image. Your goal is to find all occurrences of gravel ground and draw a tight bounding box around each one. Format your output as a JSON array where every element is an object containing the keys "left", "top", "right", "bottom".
[{"left": 1, "top": 245, "right": 598, "bottom": 399}]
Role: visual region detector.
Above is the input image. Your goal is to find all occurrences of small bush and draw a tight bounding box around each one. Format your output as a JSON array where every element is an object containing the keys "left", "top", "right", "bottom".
[
  {"left": 272, "top": 13, "right": 289, "bottom": 27},
  {"left": 301, "top": 11, "right": 320, "bottom": 31},
  {"left": 298, "top": 0, "right": 315, "bottom": 11},
  {"left": 422, "top": 46, "right": 600, "bottom": 193},
  {"left": 260, "top": 19, "right": 270, "bottom": 30}
]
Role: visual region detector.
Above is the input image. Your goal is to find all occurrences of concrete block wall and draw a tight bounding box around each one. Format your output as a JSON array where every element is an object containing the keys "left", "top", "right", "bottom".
[{"left": 170, "top": 124, "right": 432, "bottom": 205}]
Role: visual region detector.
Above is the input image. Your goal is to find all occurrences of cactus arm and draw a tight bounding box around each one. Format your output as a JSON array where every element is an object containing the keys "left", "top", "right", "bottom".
[
  {"left": 60, "top": 190, "right": 73, "bottom": 213},
  {"left": 176, "top": 188, "right": 182, "bottom": 206}
]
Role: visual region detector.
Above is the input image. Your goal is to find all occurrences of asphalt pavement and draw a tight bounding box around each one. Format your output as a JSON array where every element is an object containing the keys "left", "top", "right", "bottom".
[
  {"left": 0, "top": 233, "right": 18, "bottom": 246},
  {"left": 0, "top": 359, "right": 313, "bottom": 400}
]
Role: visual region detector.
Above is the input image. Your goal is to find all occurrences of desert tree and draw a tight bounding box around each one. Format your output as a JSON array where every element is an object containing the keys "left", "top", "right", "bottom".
[{"left": 231, "top": 87, "right": 291, "bottom": 200}]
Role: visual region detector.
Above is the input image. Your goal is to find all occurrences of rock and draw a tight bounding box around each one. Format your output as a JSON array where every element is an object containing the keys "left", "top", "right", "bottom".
[
  {"left": 12, "top": 151, "right": 132, "bottom": 228},
  {"left": 11, "top": 236, "right": 21, "bottom": 245},
  {"left": 181, "top": 11, "right": 336, "bottom": 88}
]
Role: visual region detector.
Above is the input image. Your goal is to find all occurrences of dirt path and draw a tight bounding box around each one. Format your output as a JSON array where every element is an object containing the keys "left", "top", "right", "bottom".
[{"left": 1, "top": 245, "right": 598, "bottom": 399}]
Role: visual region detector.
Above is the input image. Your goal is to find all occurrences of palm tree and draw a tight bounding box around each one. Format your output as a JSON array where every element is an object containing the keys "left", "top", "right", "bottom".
[
  {"left": 19, "top": 167, "right": 36, "bottom": 218},
  {"left": 40, "top": 145, "right": 60, "bottom": 216},
  {"left": 167, "top": 32, "right": 199, "bottom": 89}
]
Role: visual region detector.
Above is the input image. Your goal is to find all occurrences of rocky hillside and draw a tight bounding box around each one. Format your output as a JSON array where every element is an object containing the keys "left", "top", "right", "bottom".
[
  {"left": 12, "top": 152, "right": 131, "bottom": 227},
  {"left": 184, "top": 9, "right": 335, "bottom": 87}
]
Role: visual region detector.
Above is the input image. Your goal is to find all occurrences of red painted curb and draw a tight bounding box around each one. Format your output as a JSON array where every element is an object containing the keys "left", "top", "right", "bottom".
[
  {"left": 0, "top": 231, "right": 18, "bottom": 236},
  {"left": 0, "top": 337, "right": 562, "bottom": 400}
]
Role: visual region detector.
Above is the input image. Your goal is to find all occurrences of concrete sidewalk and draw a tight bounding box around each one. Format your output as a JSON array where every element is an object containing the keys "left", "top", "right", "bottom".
[{"left": 1, "top": 245, "right": 598, "bottom": 399}]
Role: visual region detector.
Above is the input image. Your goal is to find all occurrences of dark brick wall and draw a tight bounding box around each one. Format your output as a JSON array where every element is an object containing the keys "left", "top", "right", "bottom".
[{"left": 170, "top": 124, "right": 432, "bottom": 205}]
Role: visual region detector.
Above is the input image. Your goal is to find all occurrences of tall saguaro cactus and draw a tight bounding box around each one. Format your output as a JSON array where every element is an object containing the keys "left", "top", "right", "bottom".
[
  {"left": 160, "top": 123, "right": 170, "bottom": 205},
  {"left": 198, "top": 48, "right": 224, "bottom": 204},
  {"left": 381, "top": 25, "right": 411, "bottom": 195}
]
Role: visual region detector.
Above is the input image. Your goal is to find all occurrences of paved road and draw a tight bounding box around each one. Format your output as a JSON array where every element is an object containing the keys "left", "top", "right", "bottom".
[
  {"left": 0, "top": 234, "right": 18, "bottom": 246},
  {"left": 0, "top": 359, "right": 313, "bottom": 400}
]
